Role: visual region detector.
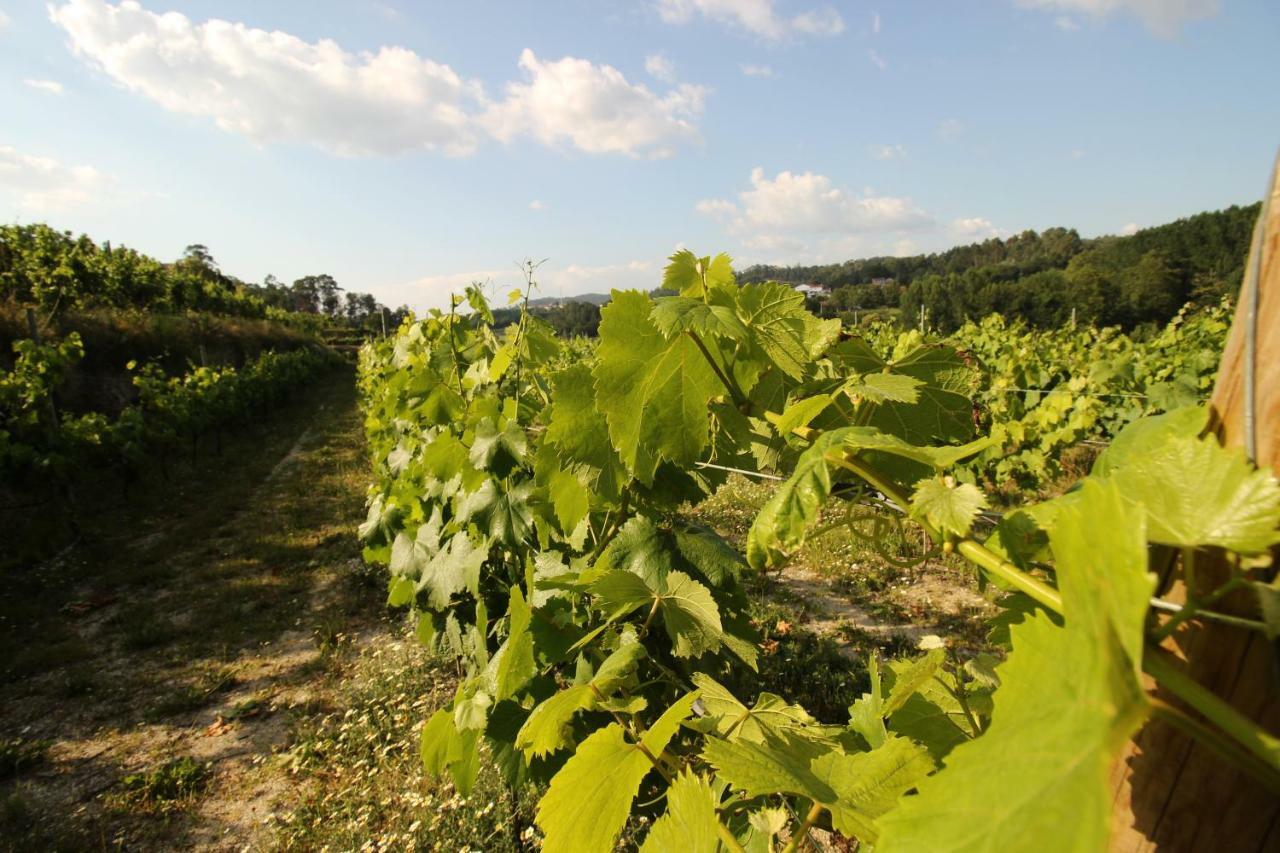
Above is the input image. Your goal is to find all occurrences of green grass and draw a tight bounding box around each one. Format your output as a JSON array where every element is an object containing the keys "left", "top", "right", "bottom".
[
  {"left": 269, "top": 637, "right": 539, "bottom": 852},
  {"left": 110, "top": 757, "right": 209, "bottom": 811}
]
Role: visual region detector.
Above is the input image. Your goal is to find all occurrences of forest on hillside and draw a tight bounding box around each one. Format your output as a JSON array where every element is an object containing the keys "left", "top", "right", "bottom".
[
  {"left": 741, "top": 203, "right": 1259, "bottom": 330},
  {"left": 0, "top": 224, "right": 406, "bottom": 330}
]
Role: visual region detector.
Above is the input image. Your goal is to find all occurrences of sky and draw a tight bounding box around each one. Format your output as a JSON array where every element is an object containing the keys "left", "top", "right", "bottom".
[{"left": 1, "top": 0, "right": 1277, "bottom": 311}]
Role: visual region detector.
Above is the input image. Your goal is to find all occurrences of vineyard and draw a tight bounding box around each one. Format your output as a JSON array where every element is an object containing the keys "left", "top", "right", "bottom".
[
  {"left": 355, "top": 252, "right": 1279, "bottom": 851},
  {"left": 0, "top": 247, "right": 1275, "bottom": 851}
]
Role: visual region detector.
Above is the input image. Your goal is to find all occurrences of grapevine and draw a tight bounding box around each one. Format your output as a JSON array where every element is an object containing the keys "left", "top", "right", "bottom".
[{"left": 359, "top": 253, "right": 1280, "bottom": 851}]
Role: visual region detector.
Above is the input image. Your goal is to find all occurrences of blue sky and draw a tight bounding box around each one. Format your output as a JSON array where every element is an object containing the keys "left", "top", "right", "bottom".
[{"left": 1, "top": 0, "right": 1277, "bottom": 310}]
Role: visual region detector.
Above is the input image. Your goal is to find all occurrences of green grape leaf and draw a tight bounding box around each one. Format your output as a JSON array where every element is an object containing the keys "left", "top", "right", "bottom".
[
  {"left": 515, "top": 684, "right": 593, "bottom": 758},
  {"left": 596, "top": 517, "right": 676, "bottom": 588},
  {"left": 545, "top": 364, "right": 627, "bottom": 503},
  {"left": 834, "top": 340, "right": 976, "bottom": 444},
  {"left": 657, "top": 571, "right": 724, "bottom": 659},
  {"left": 732, "top": 282, "right": 840, "bottom": 378},
  {"left": 459, "top": 479, "right": 534, "bottom": 547},
  {"left": 881, "top": 648, "right": 946, "bottom": 716},
  {"left": 548, "top": 468, "right": 589, "bottom": 535},
  {"left": 595, "top": 290, "right": 721, "bottom": 482},
  {"left": 848, "top": 372, "right": 923, "bottom": 404},
  {"left": 772, "top": 393, "right": 834, "bottom": 437},
  {"left": 536, "top": 693, "right": 697, "bottom": 853},
  {"left": 1093, "top": 405, "right": 1207, "bottom": 476},
  {"left": 469, "top": 417, "right": 527, "bottom": 468},
  {"left": 816, "top": 737, "right": 935, "bottom": 844},
  {"left": 495, "top": 586, "right": 535, "bottom": 701},
  {"left": 389, "top": 511, "right": 488, "bottom": 609},
  {"left": 590, "top": 570, "right": 656, "bottom": 621},
  {"left": 651, "top": 297, "right": 748, "bottom": 340},
  {"left": 704, "top": 734, "right": 931, "bottom": 845},
  {"left": 515, "top": 640, "right": 647, "bottom": 758},
  {"left": 663, "top": 250, "right": 734, "bottom": 298},
  {"left": 878, "top": 480, "right": 1154, "bottom": 852},
  {"left": 1106, "top": 436, "right": 1280, "bottom": 553},
  {"left": 640, "top": 771, "right": 721, "bottom": 853},
  {"left": 691, "top": 672, "right": 819, "bottom": 744},
  {"left": 746, "top": 428, "right": 849, "bottom": 569},
  {"left": 909, "top": 478, "right": 988, "bottom": 537}
]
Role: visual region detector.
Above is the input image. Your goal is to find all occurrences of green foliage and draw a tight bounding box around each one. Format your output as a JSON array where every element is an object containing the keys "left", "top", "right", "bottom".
[
  {"left": 359, "top": 251, "right": 1280, "bottom": 851},
  {"left": 879, "top": 482, "right": 1154, "bottom": 852},
  {"left": 1, "top": 334, "right": 340, "bottom": 482}
]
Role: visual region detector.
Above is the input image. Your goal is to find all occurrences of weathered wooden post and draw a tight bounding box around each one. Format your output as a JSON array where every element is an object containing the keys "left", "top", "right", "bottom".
[{"left": 1107, "top": 156, "right": 1280, "bottom": 850}]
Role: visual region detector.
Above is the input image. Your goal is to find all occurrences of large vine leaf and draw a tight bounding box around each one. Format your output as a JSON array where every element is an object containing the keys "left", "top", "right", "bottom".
[
  {"left": 746, "top": 428, "right": 849, "bottom": 569},
  {"left": 878, "top": 480, "right": 1154, "bottom": 852},
  {"left": 1106, "top": 436, "right": 1280, "bottom": 553},
  {"left": 544, "top": 363, "right": 627, "bottom": 500},
  {"left": 589, "top": 570, "right": 730, "bottom": 660},
  {"left": 691, "top": 672, "right": 820, "bottom": 744},
  {"left": 494, "top": 586, "right": 535, "bottom": 701},
  {"left": 639, "top": 771, "right": 720, "bottom": 852},
  {"left": 651, "top": 297, "right": 748, "bottom": 340},
  {"left": 515, "top": 641, "right": 647, "bottom": 758},
  {"left": 730, "top": 281, "right": 840, "bottom": 379},
  {"left": 832, "top": 339, "right": 976, "bottom": 444},
  {"left": 909, "top": 477, "right": 988, "bottom": 538},
  {"left": 388, "top": 510, "right": 489, "bottom": 609},
  {"left": 536, "top": 693, "right": 698, "bottom": 853},
  {"left": 595, "top": 290, "right": 721, "bottom": 483},
  {"left": 703, "top": 734, "right": 931, "bottom": 845}
]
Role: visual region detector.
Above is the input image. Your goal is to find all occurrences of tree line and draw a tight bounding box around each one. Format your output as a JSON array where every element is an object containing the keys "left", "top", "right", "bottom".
[
  {"left": 740, "top": 203, "right": 1259, "bottom": 330},
  {"left": 0, "top": 224, "right": 406, "bottom": 330}
]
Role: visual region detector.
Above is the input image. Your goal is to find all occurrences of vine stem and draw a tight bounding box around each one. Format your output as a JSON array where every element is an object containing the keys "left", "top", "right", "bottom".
[
  {"left": 716, "top": 820, "right": 749, "bottom": 853},
  {"left": 1143, "top": 650, "right": 1280, "bottom": 778},
  {"left": 780, "top": 802, "right": 824, "bottom": 853},
  {"left": 820, "top": 440, "right": 1280, "bottom": 785},
  {"left": 1149, "top": 699, "right": 1280, "bottom": 795},
  {"left": 686, "top": 329, "right": 747, "bottom": 409},
  {"left": 825, "top": 450, "right": 1063, "bottom": 611}
]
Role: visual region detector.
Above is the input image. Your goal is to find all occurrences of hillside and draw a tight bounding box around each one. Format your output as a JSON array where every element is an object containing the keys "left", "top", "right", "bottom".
[{"left": 742, "top": 203, "right": 1259, "bottom": 330}]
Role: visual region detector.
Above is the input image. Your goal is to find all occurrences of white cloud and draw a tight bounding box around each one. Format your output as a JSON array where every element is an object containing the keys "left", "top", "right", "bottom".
[
  {"left": 697, "top": 167, "right": 931, "bottom": 249},
  {"left": 24, "top": 78, "right": 65, "bottom": 95},
  {"left": 1070, "top": 148, "right": 1086, "bottom": 159},
  {"left": 869, "top": 144, "right": 906, "bottom": 160},
  {"left": 1014, "top": 0, "right": 1219, "bottom": 37},
  {"left": 0, "top": 145, "right": 115, "bottom": 212},
  {"left": 938, "top": 118, "right": 966, "bottom": 141},
  {"left": 1120, "top": 222, "right": 1141, "bottom": 236},
  {"left": 645, "top": 53, "right": 677, "bottom": 83},
  {"left": 484, "top": 49, "right": 706, "bottom": 159},
  {"left": 740, "top": 63, "right": 774, "bottom": 77},
  {"left": 529, "top": 199, "right": 545, "bottom": 211},
  {"left": 951, "top": 217, "right": 1001, "bottom": 240},
  {"left": 50, "top": 0, "right": 709, "bottom": 160},
  {"left": 50, "top": 0, "right": 484, "bottom": 157},
  {"left": 868, "top": 49, "right": 886, "bottom": 70},
  {"left": 872, "top": 11, "right": 881, "bottom": 33},
  {"left": 655, "top": 0, "right": 843, "bottom": 40},
  {"left": 0, "top": 11, "right": 10, "bottom": 31},
  {"left": 1054, "top": 15, "right": 1081, "bottom": 30}
]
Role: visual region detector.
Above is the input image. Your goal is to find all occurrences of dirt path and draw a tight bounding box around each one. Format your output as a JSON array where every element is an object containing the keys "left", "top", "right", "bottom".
[{"left": 0, "top": 368, "right": 391, "bottom": 852}]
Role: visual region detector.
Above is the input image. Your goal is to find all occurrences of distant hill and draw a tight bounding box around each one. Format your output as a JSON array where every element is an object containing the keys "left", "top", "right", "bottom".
[
  {"left": 529, "top": 292, "right": 611, "bottom": 307},
  {"left": 741, "top": 203, "right": 1259, "bottom": 331}
]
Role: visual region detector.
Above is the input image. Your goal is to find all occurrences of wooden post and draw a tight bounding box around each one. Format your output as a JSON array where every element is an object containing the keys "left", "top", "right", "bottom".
[{"left": 1106, "top": 156, "right": 1280, "bottom": 851}]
